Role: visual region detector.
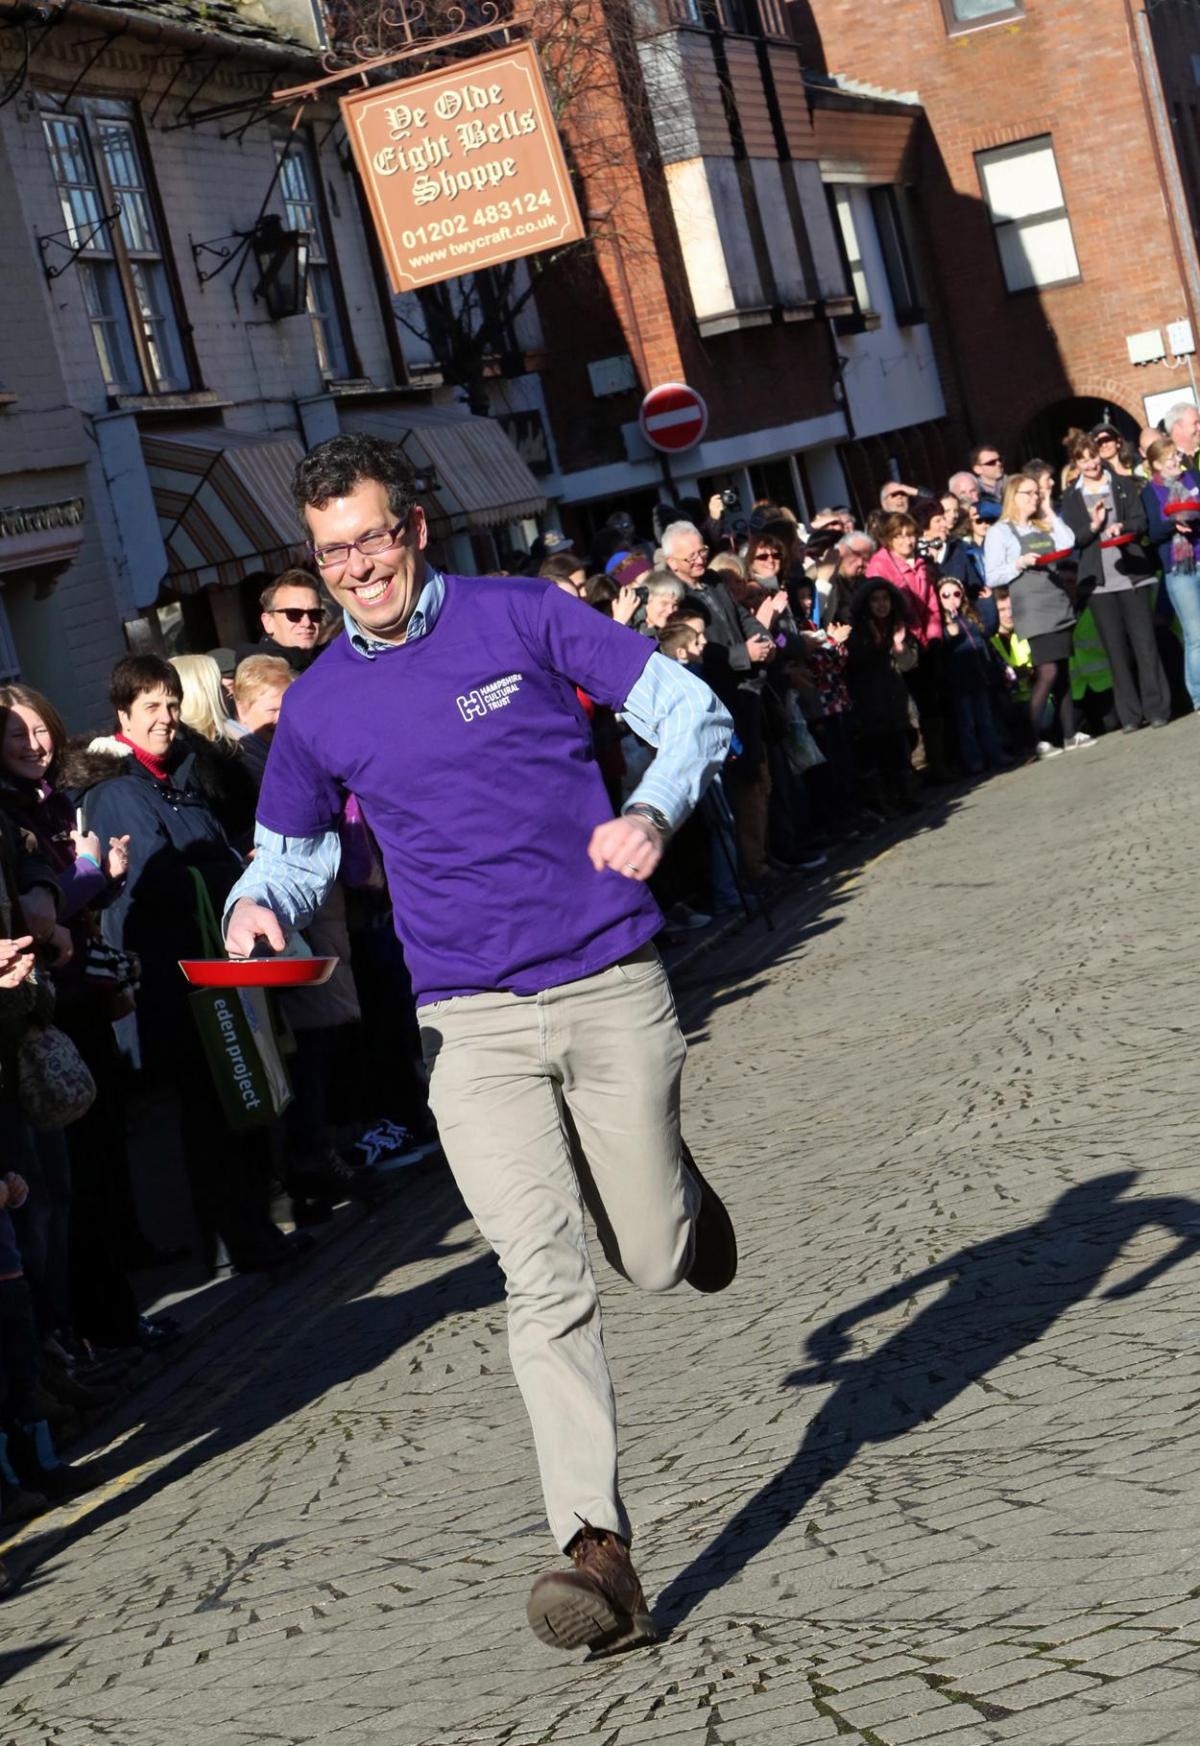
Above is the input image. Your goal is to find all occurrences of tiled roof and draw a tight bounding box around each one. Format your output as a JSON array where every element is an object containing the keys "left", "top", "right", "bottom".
[{"left": 81, "top": 0, "right": 321, "bottom": 59}]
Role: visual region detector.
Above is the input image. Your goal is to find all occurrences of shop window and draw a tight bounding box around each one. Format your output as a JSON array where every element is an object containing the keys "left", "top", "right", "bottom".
[
  {"left": 41, "top": 99, "right": 192, "bottom": 396},
  {"left": 869, "top": 186, "right": 924, "bottom": 325},
  {"left": 976, "top": 135, "right": 1080, "bottom": 293},
  {"left": 754, "top": 0, "right": 788, "bottom": 36},
  {"left": 278, "top": 134, "right": 357, "bottom": 381},
  {"left": 825, "top": 186, "right": 880, "bottom": 334},
  {"left": 673, "top": 0, "right": 789, "bottom": 34}
]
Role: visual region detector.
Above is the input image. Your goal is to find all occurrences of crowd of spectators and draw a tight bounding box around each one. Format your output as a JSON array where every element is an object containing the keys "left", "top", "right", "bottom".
[
  {"left": 0, "top": 571, "right": 438, "bottom": 1568},
  {"left": 0, "top": 403, "right": 1196, "bottom": 1576},
  {"left": 523, "top": 404, "right": 1200, "bottom": 926}
]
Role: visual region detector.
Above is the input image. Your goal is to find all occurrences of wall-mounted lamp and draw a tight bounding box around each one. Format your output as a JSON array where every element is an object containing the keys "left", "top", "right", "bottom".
[
  {"left": 251, "top": 214, "right": 310, "bottom": 321},
  {"left": 190, "top": 213, "right": 310, "bottom": 320}
]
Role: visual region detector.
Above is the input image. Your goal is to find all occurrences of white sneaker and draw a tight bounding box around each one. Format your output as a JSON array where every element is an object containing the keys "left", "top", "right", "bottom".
[
  {"left": 1064, "top": 732, "right": 1095, "bottom": 750},
  {"left": 352, "top": 1120, "right": 440, "bottom": 1172},
  {"left": 1035, "top": 740, "right": 1063, "bottom": 760}
]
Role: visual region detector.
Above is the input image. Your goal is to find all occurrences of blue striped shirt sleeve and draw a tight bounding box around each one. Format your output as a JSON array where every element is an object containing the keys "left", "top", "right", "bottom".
[
  {"left": 619, "top": 651, "right": 732, "bottom": 831},
  {"left": 221, "top": 827, "right": 342, "bottom": 941}
]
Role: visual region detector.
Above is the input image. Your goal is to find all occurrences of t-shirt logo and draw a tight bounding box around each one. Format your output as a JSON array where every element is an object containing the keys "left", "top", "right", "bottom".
[{"left": 455, "top": 673, "right": 524, "bottom": 722}]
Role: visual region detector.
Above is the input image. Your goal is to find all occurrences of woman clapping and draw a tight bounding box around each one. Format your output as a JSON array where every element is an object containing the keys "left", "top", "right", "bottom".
[{"left": 984, "top": 475, "right": 1089, "bottom": 758}]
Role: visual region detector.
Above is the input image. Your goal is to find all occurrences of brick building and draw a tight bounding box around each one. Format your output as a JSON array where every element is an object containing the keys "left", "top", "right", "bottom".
[
  {"left": 515, "top": 0, "right": 958, "bottom": 546},
  {"left": 792, "top": 0, "right": 1200, "bottom": 462},
  {"left": 18, "top": 0, "right": 1153, "bottom": 721}
]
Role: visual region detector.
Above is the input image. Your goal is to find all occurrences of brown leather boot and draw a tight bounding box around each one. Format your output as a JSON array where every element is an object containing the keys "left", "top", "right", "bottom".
[{"left": 527, "top": 1523, "right": 657, "bottom": 1654}]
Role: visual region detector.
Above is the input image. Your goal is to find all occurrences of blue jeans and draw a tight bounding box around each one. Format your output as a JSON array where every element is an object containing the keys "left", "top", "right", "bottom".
[
  {"left": 954, "top": 689, "right": 1006, "bottom": 773},
  {"left": 1165, "top": 570, "right": 1200, "bottom": 709},
  {"left": 701, "top": 777, "right": 742, "bottom": 912}
]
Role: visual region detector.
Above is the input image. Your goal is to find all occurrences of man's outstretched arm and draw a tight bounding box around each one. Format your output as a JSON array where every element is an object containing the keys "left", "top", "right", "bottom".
[{"left": 223, "top": 826, "right": 342, "bottom": 955}]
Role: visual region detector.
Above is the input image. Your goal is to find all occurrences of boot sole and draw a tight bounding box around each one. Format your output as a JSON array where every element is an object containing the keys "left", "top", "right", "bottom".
[
  {"left": 681, "top": 1142, "right": 738, "bottom": 1293},
  {"left": 527, "top": 1572, "right": 657, "bottom": 1654}
]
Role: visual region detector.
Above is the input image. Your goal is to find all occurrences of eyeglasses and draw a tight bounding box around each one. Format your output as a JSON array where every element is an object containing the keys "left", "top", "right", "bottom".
[
  {"left": 271, "top": 606, "right": 323, "bottom": 624},
  {"left": 679, "top": 547, "right": 708, "bottom": 564},
  {"left": 754, "top": 551, "right": 782, "bottom": 564},
  {"left": 977, "top": 457, "right": 1002, "bottom": 467},
  {"left": 309, "top": 520, "right": 407, "bottom": 571},
  {"left": 1096, "top": 435, "right": 1119, "bottom": 446}
]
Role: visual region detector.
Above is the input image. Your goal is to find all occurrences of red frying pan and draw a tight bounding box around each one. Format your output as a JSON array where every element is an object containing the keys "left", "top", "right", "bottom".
[{"left": 179, "top": 958, "right": 337, "bottom": 988}]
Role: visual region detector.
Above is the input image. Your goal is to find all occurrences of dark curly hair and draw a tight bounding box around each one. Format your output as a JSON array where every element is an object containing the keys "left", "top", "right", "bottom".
[{"left": 291, "top": 434, "right": 415, "bottom": 522}]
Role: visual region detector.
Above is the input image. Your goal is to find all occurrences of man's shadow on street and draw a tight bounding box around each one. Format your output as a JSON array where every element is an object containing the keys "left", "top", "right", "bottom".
[{"left": 656, "top": 1170, "right": 1200, "bottom": 1628}]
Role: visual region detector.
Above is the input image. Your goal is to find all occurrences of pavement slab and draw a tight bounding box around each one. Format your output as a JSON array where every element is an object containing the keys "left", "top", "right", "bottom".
[{"left": 3, "top": 727, "right": 1200, "bottom": 1742}]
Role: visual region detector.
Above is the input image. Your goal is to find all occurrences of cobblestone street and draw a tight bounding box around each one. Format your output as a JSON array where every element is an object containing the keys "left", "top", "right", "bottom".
[{"left": 4, "top": 726, "right": 1200, "bottom": 1745}]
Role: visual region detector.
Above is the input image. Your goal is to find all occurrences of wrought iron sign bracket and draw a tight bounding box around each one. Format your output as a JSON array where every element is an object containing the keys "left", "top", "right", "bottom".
[
  {"left": 189, "top": 107, "right": 305, "bottom": 296},
  {"left": 273, "top": 1, "right": 517, "bottom": 105},
  {"left": 38, "top": 203, "right": 122, "bottom": 281},
  {"left": 57, "top": 25, "right": 129, "bottom": 108},
  {"left": 189, "top": 229, "right": 254, "bottom": 287}
]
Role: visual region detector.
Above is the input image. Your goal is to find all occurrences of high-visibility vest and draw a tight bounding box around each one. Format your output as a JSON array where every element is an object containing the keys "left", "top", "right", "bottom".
[
  {"left": 1070, "top": 605, "right": 1113, "bottom": 700},
  {"left": 989, "top": 629, "right": 1034, "bottom": 702}
]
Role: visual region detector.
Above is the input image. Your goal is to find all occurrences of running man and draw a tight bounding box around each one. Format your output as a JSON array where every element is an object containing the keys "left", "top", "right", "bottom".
[{"left": 224, "top": 435, "right": 736, "bottom": 1654}]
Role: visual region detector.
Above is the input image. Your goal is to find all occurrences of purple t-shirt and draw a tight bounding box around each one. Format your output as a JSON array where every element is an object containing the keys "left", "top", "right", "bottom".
[{"left": 257, "top": 575, "right": 661, "bottom": 1003}]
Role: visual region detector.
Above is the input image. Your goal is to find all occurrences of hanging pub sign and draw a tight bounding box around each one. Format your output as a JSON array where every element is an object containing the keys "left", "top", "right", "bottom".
[{"left": 340, "top": 42, "right": 586, "bottom": 295}]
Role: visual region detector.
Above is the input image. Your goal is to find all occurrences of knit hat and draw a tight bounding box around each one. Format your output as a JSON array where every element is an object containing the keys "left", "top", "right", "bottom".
[{"left": 609, "top": 552, "right": 652, "bottom": 588}]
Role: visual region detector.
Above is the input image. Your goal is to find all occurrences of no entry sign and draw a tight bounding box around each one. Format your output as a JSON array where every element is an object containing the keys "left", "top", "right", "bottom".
[{"left": 639, "top": 382, "right": 709, "bottom": 454}]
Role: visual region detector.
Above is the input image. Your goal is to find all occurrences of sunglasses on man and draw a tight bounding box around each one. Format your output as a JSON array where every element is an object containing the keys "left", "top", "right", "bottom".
[{"left": 270, "top": 607, "right": 323, "bottom": 624}]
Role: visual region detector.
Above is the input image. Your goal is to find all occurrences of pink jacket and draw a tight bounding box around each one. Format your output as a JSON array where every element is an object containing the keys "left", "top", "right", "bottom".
[{"left": 866, "top": 547, "right": 943, "bottom": 644}]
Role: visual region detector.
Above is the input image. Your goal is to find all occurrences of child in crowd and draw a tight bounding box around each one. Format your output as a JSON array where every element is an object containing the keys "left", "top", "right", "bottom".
[
  {"left": 666, "top": 602, "right": 709, "bottom": 659},
  {"left": 846, "top": 581, "right": 920, "bottom": 817},
  {"left": 936, "top": 577, "right": 1011, "bottom": 774},
  {"left": 990, "top": 588, "right": 1036, "bottom": 751},
  {"left": 656, "top": 621, "right": 703, "bottom": 666}
]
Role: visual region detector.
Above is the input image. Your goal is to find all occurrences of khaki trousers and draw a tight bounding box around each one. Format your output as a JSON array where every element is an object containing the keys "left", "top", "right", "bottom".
[{"left": 419, "top": 946, "right": 696, "bottom": 1549}]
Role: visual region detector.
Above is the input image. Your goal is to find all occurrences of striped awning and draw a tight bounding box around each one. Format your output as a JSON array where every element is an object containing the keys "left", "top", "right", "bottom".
[
  {"left": 142, "top": 427, "right": 306, "bottom": 594},
  {"left": 341, "top": 405, "right": 546, "bottom": 536}
]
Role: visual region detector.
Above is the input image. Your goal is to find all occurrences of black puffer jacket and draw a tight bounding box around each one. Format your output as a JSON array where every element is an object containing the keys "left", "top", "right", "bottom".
[
  {"left": 0, "top": 809, "right": 58, "bottom": 1103},
  {"left": 234, "top": 634, "right": 316, "bottom": 674},
  {"left": 846, "top": 581, "right": 918, "bottom": 735},
  {"left": 66, "top": 739, "right": 242, "bottom": 1072}
]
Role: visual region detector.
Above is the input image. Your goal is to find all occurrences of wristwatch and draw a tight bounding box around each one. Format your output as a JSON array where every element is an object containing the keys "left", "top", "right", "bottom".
[{"left": 623, "top": 802, "right": 671, "bottom": 839}]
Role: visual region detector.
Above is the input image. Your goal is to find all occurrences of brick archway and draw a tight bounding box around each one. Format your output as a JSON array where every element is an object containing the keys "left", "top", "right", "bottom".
[{"left": 1014, "top": 393, "right": 1142, "bottom": 468}]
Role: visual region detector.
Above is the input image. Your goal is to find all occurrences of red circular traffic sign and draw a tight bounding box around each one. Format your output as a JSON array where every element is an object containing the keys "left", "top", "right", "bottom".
[{"left": 639, "top": 382, "right": 709, "bottom": 454}]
